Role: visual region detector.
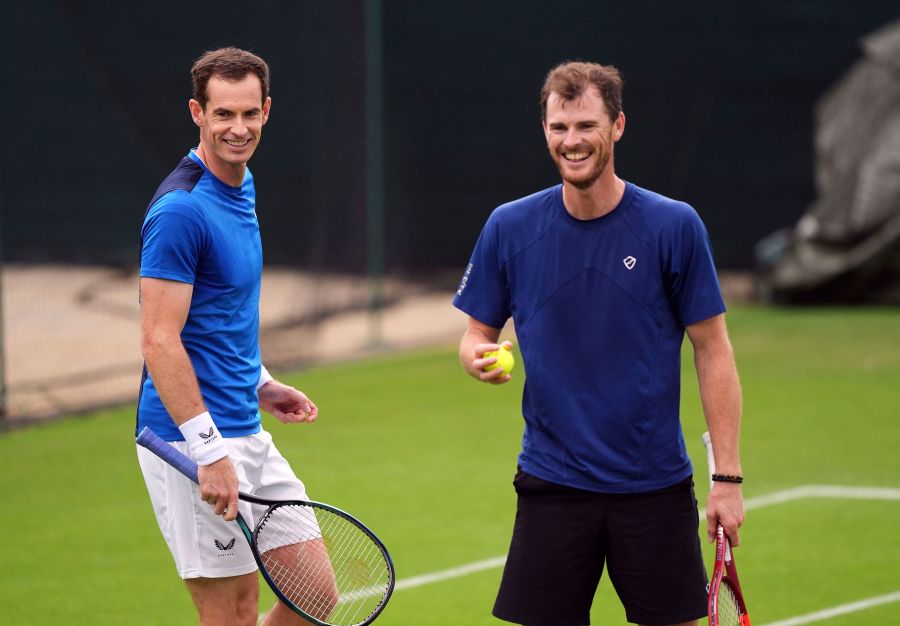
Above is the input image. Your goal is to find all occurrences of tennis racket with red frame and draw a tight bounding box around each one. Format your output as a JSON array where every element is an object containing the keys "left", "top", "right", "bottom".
[{"left": 702, "top": 431, "right": 751, "bottom": 626}]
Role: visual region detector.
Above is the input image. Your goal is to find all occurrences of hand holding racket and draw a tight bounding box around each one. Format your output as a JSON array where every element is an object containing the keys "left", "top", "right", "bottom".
[
  {"left": 137, "top": 427, "right": 395, "bottom": 626},
  {"left": 702, "top": 431, "right": 750, "bottom": 626}
]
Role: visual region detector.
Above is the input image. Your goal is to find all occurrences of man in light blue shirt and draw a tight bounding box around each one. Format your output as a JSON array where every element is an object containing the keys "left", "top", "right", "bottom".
[{"left": 137, "top": 48, "right": 325, "bottom": 626}]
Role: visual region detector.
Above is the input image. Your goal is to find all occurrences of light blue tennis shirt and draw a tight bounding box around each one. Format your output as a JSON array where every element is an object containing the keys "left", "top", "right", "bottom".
[
  {"left": 453, "top": 183, "right": 726, "bottom": 493},
  {"left": 137, "top": 150, "right": 263, "bottom": 441}
]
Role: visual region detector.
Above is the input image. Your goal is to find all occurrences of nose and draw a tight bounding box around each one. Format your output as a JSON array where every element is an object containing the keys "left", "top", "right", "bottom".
[
  {"left": 562, "top": 127, "right": 581, "bottom": 147},
  {"left": 231, "top": 116, "right": 249, "bottom": 137}
]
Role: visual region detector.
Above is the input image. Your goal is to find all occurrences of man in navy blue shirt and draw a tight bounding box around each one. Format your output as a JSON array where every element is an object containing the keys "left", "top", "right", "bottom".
[
  {"left": 138, "top": 48, "right": 326, "bottom": 625},
  {"left": 454, "top": 61, "right": 745, "bottom": 626}
]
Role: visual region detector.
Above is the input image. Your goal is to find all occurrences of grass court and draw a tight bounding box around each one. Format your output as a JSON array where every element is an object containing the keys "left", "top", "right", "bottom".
[{"left": 1, "top": 304, "right": 898, "bottom": 625}]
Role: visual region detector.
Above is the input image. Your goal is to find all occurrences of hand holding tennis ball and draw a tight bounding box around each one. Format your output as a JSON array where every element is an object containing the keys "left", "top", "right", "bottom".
[{"left": 484, "top": 344, "right": 515, "bottom": 375}]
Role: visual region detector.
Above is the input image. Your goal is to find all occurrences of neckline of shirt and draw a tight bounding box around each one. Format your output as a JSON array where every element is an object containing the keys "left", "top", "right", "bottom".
[
  {"left": 554, "top": 181, "right": 635, "bottom": 229},
  {"left": 188, "top": 149, "right": 251, "bottom": 195}
]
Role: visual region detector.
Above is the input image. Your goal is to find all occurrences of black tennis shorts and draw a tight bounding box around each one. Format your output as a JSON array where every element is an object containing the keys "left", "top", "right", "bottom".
[{"left": 492, "top": 470, "right": 708, "bottom": 626}]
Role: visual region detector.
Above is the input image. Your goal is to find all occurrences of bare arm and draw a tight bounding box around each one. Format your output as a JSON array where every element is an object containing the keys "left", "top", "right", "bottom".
[
  {"left": 140, "top": 277, "right": 205, "bottom": 421},
  {"left": 140, "top": 277, "right": 239, "bottom": 520},
  {"left": 686, "top": 313, "right": 744, "bottom": 545},
  {"left": 458, "top": 316, "right": 512, "bottom": 384},
  {"left": 258, "top": 379, "right": 319, "bottom": 424}
]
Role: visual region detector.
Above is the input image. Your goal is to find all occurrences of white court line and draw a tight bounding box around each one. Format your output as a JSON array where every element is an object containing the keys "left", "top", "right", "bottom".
[
  {"left": 760, "top": 589, "right": 900, "bottom": 626},
  {"left": 700, "top": 484, "right": 900, "bottom": 519},
  {"left": 395, "top": 484, "right": 900, "bottom": 593},
  {"left": 394, "top": 557, "right": 507, "bottom": 591},
  {"left": 259, "top": 485, "right": 900, "bottom": 622}
]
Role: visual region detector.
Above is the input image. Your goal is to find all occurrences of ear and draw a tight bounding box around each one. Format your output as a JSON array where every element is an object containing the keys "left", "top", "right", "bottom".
[
  {"left": 261, "top": 96, "right": 272, "bottom": 126},
  {"left": 541, "top": 119, "right": 550, "bottom": 143},
  {"left": 188, "top": 99, "right": 204, "bottom": 127},
  {"left": 613, "top": 111, "right": 626, "bottom": 141}
]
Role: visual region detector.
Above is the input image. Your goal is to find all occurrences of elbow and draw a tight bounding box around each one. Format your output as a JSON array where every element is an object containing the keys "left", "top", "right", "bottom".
[
  {"left": 458, "top": 330, "right": 472, "bottom": 365},
  {"left": 714, "top": 339, "right": 735, "bottom": 362},
  {"left": 140, "top": 334, "right": 159, "bottom": 362},
  {"left": 458, "top": 338, "right": 468, "bottom": 367},
  {"left": 141, "top": 330, "right": 178, "bottom": 362}
]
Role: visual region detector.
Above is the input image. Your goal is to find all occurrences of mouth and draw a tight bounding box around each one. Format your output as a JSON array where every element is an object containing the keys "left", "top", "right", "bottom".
[
  {"left": 562, "top": 151, "right": 590, "bottom": 162},
  {"left": 224, "top": 138, "right": 251, "bottom": 148}
]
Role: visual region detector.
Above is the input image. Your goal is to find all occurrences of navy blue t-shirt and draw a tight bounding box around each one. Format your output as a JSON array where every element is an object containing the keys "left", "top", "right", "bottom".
[
  {"left": 137, "top": 150, "right": 264, "bottom": 441},
  {"left": 453, "top": 183, "right": 725, "bottom": 493}
]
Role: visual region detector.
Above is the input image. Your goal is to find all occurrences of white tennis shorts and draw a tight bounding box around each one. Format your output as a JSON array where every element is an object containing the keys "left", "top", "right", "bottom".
[{"left": 137, "top": 429, "right": 310, "bottom": 579}]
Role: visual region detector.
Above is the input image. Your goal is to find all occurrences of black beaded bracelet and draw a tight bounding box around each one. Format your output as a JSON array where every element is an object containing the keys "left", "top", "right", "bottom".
[{"left": 711, "top": 473, "right": 744, "bottom": 484}]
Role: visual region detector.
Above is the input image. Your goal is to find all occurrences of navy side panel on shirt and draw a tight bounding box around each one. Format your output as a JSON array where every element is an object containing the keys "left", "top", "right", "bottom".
[
  {"left": 146, "top": 156, "right": 205, "bottom": 216},
  {"left": 453, "top": 183, "right": 725, "bottom": 494},
  {"left": 137, "top": 150, "right": 264, "bottom": 441}
]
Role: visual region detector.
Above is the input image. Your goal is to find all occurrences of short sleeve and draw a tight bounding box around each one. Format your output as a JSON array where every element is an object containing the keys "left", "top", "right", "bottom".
[
  {"left": 662, "top": 206, "right": 726, "bottom": 326},
  {"left": 452, "top": 213, "right": 511, "bottom": 329},
  {"left": 140, "top": 201, "right": 206, "bottom": 285}
]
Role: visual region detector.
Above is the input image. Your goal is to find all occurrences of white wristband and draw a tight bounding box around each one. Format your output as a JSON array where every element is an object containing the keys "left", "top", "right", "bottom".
[
  {"left": 178, "top": 412, "right": 228, "bottom": 466},
  {"left": 258, "top": 364, "right": 274, "bottom": 390}
]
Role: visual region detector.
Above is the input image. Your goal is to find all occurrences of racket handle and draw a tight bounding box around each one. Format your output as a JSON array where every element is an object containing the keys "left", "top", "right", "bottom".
[
  {"left": 136, "top": 426, "right": 200, "bottom": 484},
  {"left": 701, "top": 430, "right": 716, "bottom": 489}
]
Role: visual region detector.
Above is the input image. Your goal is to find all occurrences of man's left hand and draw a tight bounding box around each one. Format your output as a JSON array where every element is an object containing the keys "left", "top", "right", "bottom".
[
  {"left": 706, "top": 481, "right": 744, "bottom": 546},
  {"left": 258, "top": 380, "right": 319, "bottom": 424}
]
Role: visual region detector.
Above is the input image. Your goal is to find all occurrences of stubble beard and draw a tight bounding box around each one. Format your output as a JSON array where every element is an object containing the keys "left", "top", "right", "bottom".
[
  {"left": 557, "top": 150, "right": 610, "bottom": 190},
  {"left": 552, "top": 128, "right": 615, "bottom": 190}
]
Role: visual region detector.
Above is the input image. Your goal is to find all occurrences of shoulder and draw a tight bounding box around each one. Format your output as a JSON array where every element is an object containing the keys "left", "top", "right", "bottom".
[
  {"left": 142, "top": 190, "right": 207, "bottom": 246},
  {"left": 147, "top": 156, "right": 205, "bottom": 209},
  {"left": 144, "top": 190, "right": 205, "bottom": 227},
  {"left": 483, "top": 185, "right": 561, "bottom": 241},
  {"left": 630, "top": 184, "right": 700, "bottom": 224},
  {"left": 479, "top": 185, "right": 561, "bottom": 262},
  {"left": 489, "top": 185, "right": 561, "bottom": 226},
  {"left": 624, "top": 184, "right": 707, "bottom": 242},
  {"left": 144, "top": 157, "right": 209, "bottom": 225}
]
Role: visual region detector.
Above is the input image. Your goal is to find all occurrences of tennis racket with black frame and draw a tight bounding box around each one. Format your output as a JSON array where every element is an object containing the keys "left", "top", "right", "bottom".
[
  {"left": 702, "top": 431, "right": 751, "bottom": 626},
  {"left": 137, "top": 426, "right": 395, "bottom": 626}
]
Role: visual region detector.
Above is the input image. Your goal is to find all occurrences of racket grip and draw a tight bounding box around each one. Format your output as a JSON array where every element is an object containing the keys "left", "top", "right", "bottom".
[
  {"left": 136, "top": 426, "right": 200, "bottom": 484},
  {"left": 701, "top": 431, "right": 716, "bottom": 489}
]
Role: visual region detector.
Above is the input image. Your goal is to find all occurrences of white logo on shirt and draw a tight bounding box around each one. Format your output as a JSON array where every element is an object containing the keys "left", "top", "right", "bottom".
[
  {"left": 457, "top": 263, "right": 473, "bottom": 296},
  {"left": 623, "top": 256, "right": 637, "bottom": 270}
]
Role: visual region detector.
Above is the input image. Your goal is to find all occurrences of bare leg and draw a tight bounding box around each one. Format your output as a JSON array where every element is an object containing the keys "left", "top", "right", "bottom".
[
  {"left": 260, "top": 538, "right": 338, "bottom": 622},
  {"left": 185, "top": 572, "right": 259, "bottom": 626},
  {"left": 260, "top": 599, "right": 318, "bottom": 626}
]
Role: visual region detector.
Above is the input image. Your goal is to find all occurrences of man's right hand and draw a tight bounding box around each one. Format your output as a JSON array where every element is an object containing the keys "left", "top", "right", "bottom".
[
  {"left": 197, "top": 456, "right": 240, "bottom": 521},
  {"left": 459, "top": 317, "right": 514, "bottom": 385},
  {"left": 468, "top": 341, "right": 514, "bottom": 384}
]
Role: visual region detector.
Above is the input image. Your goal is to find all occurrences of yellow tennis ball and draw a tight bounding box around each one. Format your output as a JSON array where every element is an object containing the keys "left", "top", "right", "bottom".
[{"left": 484, "top": 345, "right": 515, "bottom": 375}]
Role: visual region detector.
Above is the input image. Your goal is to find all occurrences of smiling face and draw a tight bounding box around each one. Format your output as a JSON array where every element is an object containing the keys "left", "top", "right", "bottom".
[
  {"left": 542, "top": 87, "right": 624, "bottom": 190},
  {"left": 189, "top": 74, "right": 271, "bottom": 186}
]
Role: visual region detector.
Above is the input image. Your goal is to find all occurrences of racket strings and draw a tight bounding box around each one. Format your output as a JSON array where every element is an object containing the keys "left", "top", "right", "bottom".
[
  {"left": 265, "top": 557, "right": 336, "bottom": 619},
  {"left": 256, "top": 503, "right": 391, "bottom": 626},
  {"left": 715, "top": 580, "right": 743, "bottom": 626}
]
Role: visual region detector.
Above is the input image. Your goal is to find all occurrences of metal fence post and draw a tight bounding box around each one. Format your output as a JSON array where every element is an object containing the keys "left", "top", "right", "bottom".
[
  {"left": 0, "top": 187, "right": 7, "bottom": 423},
  {"left": 365, "top": 0, "right": 386, "bottom": 349}
]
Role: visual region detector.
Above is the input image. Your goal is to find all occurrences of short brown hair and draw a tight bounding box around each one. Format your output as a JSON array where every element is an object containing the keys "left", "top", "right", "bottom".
[
  {"left": 191, "top": 47, "right": 270, "bottom": 109},
  {"left": 540, "top": 61, "right": 624, "bottom": 121}
]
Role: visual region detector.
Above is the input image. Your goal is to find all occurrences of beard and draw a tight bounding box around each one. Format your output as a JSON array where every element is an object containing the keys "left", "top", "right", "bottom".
[{"left": 551, "top": 144, "right": 611, "bottom": 190}]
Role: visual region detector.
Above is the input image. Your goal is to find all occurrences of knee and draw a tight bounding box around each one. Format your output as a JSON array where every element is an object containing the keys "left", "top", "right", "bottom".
[
  {"left": 321, "top": 585, "right": 339, "bottom": 616},
  {"left": 304, "top": 583, "right": 339, "bottom": 621},
  {"left": 235, "top": 584, "right": 260, "bottom": 626},
  {"left": 190, "top": 574, "right": 260, "bottom": 626}
]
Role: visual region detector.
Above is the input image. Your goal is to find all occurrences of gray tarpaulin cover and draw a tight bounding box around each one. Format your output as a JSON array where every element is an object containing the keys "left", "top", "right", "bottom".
[{"left": 756, "top": 18, "right": 900, "bottom": 304}]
